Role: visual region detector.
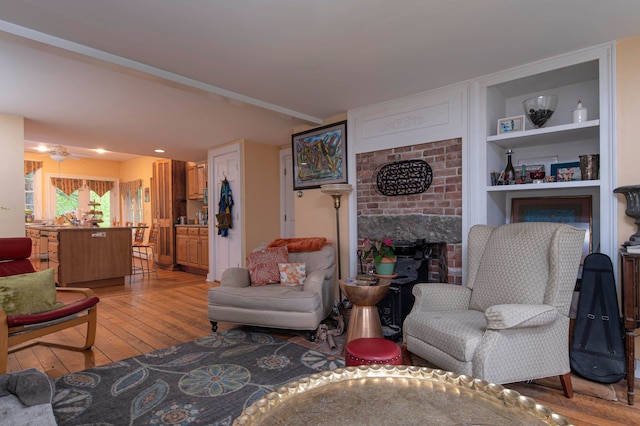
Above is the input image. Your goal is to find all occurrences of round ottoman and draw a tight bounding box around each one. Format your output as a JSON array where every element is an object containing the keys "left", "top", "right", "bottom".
[{"left": 345, "top": 337, "right": 402, "bottom": 366}]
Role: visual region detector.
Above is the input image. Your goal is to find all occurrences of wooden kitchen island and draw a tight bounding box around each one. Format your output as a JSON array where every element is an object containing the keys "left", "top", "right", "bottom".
[{"left": 26, "top": 226, "right": 132, "bottom": 288}]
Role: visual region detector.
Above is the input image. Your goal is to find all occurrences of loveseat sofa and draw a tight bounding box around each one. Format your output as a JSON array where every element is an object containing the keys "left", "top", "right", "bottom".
[{"left": 208, "top": 241, "right": 336, "bottom": 341}]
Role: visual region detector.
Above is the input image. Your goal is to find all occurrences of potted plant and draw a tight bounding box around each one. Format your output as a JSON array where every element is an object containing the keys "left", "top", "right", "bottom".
[{"left": 362, "top": 238, "right": 396, "bottom": 276}]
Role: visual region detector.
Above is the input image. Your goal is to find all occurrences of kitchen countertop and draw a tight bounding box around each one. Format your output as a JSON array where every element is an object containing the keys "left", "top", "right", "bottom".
[{"left": 26, "top": 224, "right": 131, "bottom": 231}]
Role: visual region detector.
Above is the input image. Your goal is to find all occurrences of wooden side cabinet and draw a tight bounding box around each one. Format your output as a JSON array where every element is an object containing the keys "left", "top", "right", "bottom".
[{"left": 619, "top": 250, "right": 640, "bottom": 405}]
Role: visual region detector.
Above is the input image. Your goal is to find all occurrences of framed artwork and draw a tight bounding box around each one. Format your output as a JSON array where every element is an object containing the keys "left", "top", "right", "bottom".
[
  {"left": 497, "top": 115, "right": 525, "bottom": 134},
  {"left": 144, "top": 187, "right": 150, "bottom": 203},
  {"left": 511, "top": 195, "right": 592, "bottom": 263},
  {"left": 292, "top": 120, "right": 347, "bottom": 190},
  {"left": 550, "top": 161, "right": 581, "bottom": 181}
]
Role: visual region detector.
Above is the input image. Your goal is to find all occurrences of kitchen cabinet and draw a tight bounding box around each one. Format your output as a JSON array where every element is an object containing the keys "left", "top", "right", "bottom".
[
  {"left": 152, "top": 159, "right": 187, "bottom": 268},
  {"left": 175, "top": 226, "right": 208, "bottom": 273},
  {"left": 187, "top": 163, "right": 207, "bottom": 200},
  {"left": 27, "top": 226, "right": 132, "bottom": 287},
  {"left": 199, "top": 227, "right": 209, "bottom": 269},
  {"left": 26, "top": 228, "right": 47, "bottom": 271},
  {"left": 175, "top": 228, "right": 188, "bottom": 265},
  {"left": 470, "top": 43, "right": 616, "bottom": 263}
]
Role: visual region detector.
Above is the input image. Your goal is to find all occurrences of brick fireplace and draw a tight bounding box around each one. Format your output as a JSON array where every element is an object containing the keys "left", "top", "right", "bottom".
[{"left": 356, "top": 138, "right": 463, "bottom": 284}]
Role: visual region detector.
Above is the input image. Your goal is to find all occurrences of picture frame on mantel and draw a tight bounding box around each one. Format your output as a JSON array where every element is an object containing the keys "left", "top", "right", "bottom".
[
  {"left": 292, "top": 120, "right": 347, "bottom": 190},
  {"left": 511, "top": 195, "right": 592, "bottom": 263}
]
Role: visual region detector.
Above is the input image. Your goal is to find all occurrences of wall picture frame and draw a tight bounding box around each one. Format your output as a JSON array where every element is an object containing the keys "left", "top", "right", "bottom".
[
  {"left": 497, "top": 115, "right": 525, "bottom": 134},
  {"left": 292, "top": 120, "right": 347, "bottom": 190},
  {"left": 511, "top": 195, "right": 592, "bottom": 263}
]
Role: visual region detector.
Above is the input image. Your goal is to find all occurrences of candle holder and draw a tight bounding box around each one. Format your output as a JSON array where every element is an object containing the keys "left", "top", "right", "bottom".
[{"left": 614, "top": 185, "right": 640, "bottom": 246}]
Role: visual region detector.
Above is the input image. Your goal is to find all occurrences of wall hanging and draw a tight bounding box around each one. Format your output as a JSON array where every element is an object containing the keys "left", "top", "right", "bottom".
[{"left": 375, "top": 159, "right": 433, "bottom": 196}]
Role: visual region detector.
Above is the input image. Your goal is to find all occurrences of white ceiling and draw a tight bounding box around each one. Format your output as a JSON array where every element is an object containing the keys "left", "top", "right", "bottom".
[{"left": 2, "top": 0, "right": 640, "bottom": 163}]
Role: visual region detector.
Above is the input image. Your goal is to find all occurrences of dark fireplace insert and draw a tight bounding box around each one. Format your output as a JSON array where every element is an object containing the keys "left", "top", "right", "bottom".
[{"left": 375, "top": 239, "right": 432, "bottom": 340}]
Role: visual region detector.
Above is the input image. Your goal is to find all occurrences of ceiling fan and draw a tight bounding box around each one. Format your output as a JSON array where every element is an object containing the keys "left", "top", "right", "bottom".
[{"left": 44, "top": 145, "right": 90, "bottom": 162}]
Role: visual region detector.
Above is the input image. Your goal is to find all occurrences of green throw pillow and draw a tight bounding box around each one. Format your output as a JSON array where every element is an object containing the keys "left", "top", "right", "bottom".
[{"left": 0, "top": 269, "right": 64, "bottom": 316}]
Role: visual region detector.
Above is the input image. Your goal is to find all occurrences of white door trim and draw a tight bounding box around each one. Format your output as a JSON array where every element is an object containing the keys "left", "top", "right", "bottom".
[
  {"left": 279, "top": 148, "right": 295, "bottom": 238},
  {"left": 208, "top": 143, "right": 243, "bottom": 282}
]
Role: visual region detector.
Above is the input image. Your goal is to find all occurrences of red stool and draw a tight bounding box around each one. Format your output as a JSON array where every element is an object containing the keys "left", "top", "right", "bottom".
[{"left": 345, "top": 337, "right": 402, "bottom": 366}]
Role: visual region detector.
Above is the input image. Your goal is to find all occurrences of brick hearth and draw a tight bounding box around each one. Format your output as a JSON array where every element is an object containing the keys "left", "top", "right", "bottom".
[{"left": 356, "top": 138, "right": 463, "bottom": 284}]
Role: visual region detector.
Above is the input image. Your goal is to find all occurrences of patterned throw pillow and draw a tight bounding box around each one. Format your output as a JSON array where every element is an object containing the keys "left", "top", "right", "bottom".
[
  {"left": 278, "top": 263, "right": 306, "bottom": 286},
  {"left": 247, "top": 246, "right": 289, "bottom": 286}
]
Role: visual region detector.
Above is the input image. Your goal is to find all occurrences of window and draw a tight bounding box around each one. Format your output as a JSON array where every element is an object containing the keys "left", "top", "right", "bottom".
[
  {"left": 25, "top": 172, "right": 35, "bottom": 214},
  {"left": 25, "top": 168, "right": 42, "bottom": 219},
  {"left": 47, "top": 175, "right": 118, "bottom": 227},
  {"left": 122, "top": 185, "right": 143, "bottom": 225}
]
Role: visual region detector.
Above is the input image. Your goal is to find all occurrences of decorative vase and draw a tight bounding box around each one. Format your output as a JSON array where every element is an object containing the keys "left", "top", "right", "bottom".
[
  {"left": 374, "top": 258, "right": 396, "bottom": 276},
  {"left": 614, "top": 185, "right": 640, "bottom": 246}
]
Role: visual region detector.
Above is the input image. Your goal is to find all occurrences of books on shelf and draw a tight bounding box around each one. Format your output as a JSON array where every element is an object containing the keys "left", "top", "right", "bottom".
[{"left": 626, "top": 245, "right": 640, "bottom": 254}]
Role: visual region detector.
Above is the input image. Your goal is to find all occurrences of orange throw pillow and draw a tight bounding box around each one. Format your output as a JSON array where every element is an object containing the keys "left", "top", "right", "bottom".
[
  {"left": 267, "top": 237, "right": 329, "bottom": 253},
  {"left": 278, "top": 263, "right": 306, "bottom": 286},
  {"left": 247, "top": 246, "right": 289, "bottom": 286}
]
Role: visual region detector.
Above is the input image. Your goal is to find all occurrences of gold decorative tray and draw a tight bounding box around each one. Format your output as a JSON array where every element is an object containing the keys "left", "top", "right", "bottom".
[{"left": 234, "top": 365, "right": 572, "bottom": 426}]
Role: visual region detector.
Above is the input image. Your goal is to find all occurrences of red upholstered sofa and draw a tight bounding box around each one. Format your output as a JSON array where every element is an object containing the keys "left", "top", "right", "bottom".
[{"left": 0, "top": 237, "right": 99, "bottom": 373}]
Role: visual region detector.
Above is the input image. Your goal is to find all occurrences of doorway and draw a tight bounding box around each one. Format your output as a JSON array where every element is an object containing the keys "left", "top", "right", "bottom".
[{"left": 209, "top": 144, "right": 243, "bottom": 281}]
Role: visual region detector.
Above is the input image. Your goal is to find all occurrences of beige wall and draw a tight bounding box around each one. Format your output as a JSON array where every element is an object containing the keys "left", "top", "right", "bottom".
[
  {"left": 0, "top": 113, "right": 25, "bottom": 237},
  {"left": 292, "top": 114, "right": 351, "bottom": 279},
  {"left": 616, "top": 36, "right": 640, "bottom": 247},
  {"left": 243, "top": 139, "right": 281, "bottom": 252}
]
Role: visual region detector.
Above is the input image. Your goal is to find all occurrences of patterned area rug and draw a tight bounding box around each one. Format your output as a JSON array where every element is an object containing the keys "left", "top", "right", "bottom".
[{"left": 52, "top": 330, "right": 345, "bottom": 425}]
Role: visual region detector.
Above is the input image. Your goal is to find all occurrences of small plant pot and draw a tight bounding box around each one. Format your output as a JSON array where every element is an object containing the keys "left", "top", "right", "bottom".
[{"left": 374, "top": 258, "right": 396, "bottom": 276}]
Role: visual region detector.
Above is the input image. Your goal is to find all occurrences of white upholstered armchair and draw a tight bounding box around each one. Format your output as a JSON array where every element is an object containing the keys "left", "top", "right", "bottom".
[
  {"left": 402, "top": 222, "right": 585, "bottom": 397},
  {"left": 208, "top": 244, "right": 335, "bottom": 341}
]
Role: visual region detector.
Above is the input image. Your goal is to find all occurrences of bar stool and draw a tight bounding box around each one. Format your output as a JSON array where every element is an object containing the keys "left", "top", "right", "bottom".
[
  {"left": 131, "top": 223, "right": 158, "bottom": 278},
  {"left": 345, "top": 337, "right": 403, "bottom": 366}
]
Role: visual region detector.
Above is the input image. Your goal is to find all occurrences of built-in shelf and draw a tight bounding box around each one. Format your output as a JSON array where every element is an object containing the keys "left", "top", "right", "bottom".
[
  {"left": 487, "top": 120, "right": 600, "bottom": 149},
  {"left": 487, "top": 179, "right": 601, "bottom": 192},
  {"left": 470, "top": 43, "right": 615, "bottom": 271}
]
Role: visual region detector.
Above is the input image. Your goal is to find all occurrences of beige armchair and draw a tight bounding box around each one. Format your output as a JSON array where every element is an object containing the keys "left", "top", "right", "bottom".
[
  {"left": 208, "top": 245, "right": 335, "bottom": 341},
  {"left": 402, "top": 222, "right": 585, "bottom": 397}
]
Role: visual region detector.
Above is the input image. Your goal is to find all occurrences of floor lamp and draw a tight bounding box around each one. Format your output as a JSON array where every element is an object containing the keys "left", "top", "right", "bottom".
[{"left": 320, "top": 183, "right": 353, "bottom": 304}]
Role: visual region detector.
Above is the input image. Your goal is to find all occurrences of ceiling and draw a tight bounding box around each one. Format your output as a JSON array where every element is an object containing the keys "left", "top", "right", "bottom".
[{"left": 2, "top": 1, "right": 640, "bottom": 163}]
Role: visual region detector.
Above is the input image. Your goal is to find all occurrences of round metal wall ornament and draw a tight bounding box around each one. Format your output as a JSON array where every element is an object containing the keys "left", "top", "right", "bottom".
[{"left": 375, "top": 159, "right": 433, "bottom": 196}]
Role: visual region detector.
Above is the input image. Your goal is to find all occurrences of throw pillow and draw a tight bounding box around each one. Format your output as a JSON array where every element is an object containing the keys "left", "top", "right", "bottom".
[
  {"left": 0, "top": 269, "right": 64, "bottom": 316},
  {"left": 278, "top": 263, "right": 306, "bottom": 286},
  {"left": 267, "top": 238, "right": 329, "bottom": 252},
  {"left": 247, "top": 246, "right": 289, "bottom": 286}
]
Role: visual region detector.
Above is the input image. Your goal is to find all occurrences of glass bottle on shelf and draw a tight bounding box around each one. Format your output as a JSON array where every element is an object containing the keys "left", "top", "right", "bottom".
[{"left": 503, "top": 149, "right": 516, "bottom": 185}]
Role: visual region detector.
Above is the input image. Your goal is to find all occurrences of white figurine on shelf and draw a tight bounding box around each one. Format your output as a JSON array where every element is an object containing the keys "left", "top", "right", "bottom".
[{"left": 573, "top": 99, "right": 588, "bottom": 123}]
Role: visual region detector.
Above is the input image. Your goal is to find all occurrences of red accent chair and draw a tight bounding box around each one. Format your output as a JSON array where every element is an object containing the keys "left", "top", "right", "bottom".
[{"left": 0, "top": 237, "right": 100, "bottom": 373}]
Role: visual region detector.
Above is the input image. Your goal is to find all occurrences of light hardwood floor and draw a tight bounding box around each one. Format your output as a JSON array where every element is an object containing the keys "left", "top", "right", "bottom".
[{"left": 6, "top": 268, "right": 640, "bottom": 425}]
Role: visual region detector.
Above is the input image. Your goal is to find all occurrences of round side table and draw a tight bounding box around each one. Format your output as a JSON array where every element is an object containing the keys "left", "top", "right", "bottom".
[{"left": 339, "top": 278, "right": 391, "bottom": 348}]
